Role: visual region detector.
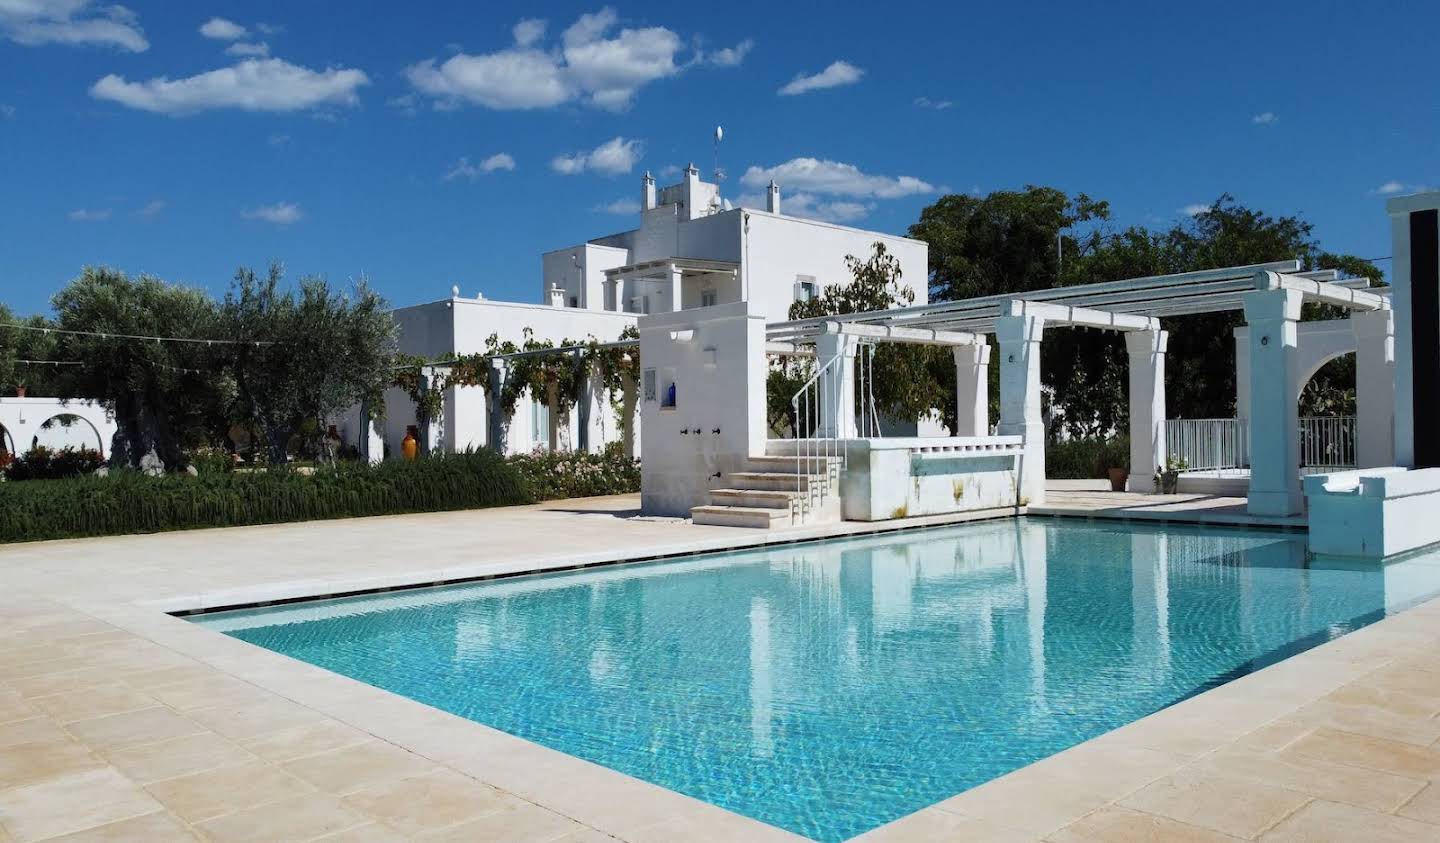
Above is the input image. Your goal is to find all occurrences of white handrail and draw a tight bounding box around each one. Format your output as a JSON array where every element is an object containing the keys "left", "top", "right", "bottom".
[
  {"left": 790, "top": 351, "right": 845, "bottom": 524},
  {"left": 1165, "top": 416, "right": 1357, "bottom": 473}
]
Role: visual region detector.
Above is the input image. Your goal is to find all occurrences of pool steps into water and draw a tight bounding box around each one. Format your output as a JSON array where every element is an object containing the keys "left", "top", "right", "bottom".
[{"left": 690, "top": 455, "right": 842, "bottom": 528}]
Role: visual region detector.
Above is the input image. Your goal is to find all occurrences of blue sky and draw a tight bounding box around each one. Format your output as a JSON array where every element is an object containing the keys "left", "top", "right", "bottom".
[{"left": 0, "top": 1, "right": 1435, "bottom": 315}]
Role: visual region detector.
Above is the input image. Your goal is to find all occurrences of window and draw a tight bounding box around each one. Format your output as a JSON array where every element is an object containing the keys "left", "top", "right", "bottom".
[
  {"left": 701, "top": 288, "right": 718, "bottom": 307},
  {"left": 795, "top": 276, "right": 817, "bottom": 303},
  {"left": 530, "top": 397, "right": 550, "bottom": 447},
  {"left": 642, "top": 368, "right": 657, "bottom": 402}
]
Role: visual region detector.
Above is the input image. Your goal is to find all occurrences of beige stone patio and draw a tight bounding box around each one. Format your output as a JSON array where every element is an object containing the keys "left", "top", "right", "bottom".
[{"left": 3, "top": 493, "right": 1440, "bottom": 841}]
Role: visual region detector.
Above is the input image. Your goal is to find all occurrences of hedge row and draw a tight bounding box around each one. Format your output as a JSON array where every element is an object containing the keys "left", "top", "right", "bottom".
[
  {"left": 1045, "top": 436, "right": 1131, "bottom": 479},
  {"left": 0, "top": 450, "right": 531, "bottom": 544},
  {"left": 509, "top": 447, "right": 641, "bottom": 501}
]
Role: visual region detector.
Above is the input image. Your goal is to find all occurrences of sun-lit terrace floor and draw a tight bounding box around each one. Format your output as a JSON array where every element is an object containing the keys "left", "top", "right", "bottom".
[
  {"left": 1034, "top": 480, "right": 1308, "bottom": 529},
  {"left": 4, "top": 492, "right": 1440, "bottom": 842}
]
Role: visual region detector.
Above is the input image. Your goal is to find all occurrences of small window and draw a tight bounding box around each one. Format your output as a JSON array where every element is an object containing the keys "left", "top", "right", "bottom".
[
  {"left": 568, "top": 296, "right": 578, "bottom": 308},
  {"left": 530, "top": 397, "right": 550, "bottom": 446},
  {"left": 795, "top": 276, "right": 817, "bottom": 302},
  {"left": 642, "top": 368, "right": 657, "bottom": 402},
  {"left": 701, "top": 288, "right": 717, "bottom": 307}
]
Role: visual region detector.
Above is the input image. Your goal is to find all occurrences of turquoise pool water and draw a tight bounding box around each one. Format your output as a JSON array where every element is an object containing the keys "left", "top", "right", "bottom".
[{"left": 196, "top": 518, "right": 1440, "bottom": 841}]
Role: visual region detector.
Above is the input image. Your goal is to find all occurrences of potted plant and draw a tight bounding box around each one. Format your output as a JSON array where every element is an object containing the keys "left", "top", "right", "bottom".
[
  {"left": 1153, "top": 457, "right": 1187, "bottom": 494},
  {"left": 1107, "top": 465, "right": 1129, "bottom": 492}
]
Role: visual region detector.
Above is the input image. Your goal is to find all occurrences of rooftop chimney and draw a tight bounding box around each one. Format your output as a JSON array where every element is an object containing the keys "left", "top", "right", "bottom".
[
  {"left": 548, "top": 283, "right": 565, "bottom": 307},
  {"left": 766, "top": 180, "right": 780, "bottom": 214},
  {"left": 642, "top": 171, "right": 656, "bottom": 211}
]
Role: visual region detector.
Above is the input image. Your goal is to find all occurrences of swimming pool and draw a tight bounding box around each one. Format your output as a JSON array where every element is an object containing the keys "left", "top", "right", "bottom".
[{"left": 195, "top": 518, "right": 1440, "bottom": 841}]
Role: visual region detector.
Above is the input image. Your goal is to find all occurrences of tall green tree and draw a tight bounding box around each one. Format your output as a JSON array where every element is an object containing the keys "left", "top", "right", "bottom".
[
  {"left": 223, "top": 264, "right": 396, "bottom": 465},
  {"left": 49, "top": 267, "right": 227, "bottom": 470}
]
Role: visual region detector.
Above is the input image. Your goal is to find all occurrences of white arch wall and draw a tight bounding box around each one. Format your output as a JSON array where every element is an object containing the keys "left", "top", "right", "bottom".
[
  {"left": 0, "top": 397, "right": 116, "bottom": 457},
  {"left": 1234, "top": 319, "right": 1357, "bottom": 419}
]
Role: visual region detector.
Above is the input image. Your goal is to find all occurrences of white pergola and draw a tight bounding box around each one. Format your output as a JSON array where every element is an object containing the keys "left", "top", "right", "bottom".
[{"left": 766, "top": 260, "right": 1392, "bottom": 515}]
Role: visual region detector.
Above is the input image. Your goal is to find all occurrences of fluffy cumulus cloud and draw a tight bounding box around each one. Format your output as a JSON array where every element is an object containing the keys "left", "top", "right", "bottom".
[
  {"left": 445, "top": 152, "right": 516, "bottom": 180},
  {"left": 778, "top": 60, "right": 862, "bottom": 96},
  {"left": 241, "top": 201, "right": 301, "bottom": 225},
  {"left": 90, "top": 58, "right": 369, "bottom": 115},
  {"left": 740, "top": 191, "right": 869, "bottom": 224},
  {"left": 67, "top": 207, "right": 111, "bottom": 222},
  {"left": 741, "top": 158, "right": 933, "bottom": 199},
  {"left": 552, "top": 136, "right": 642, "bottom": 175},
  {"left": 1179, "top": 203, "right": 1210, "bottom": 217},
  {"left": 0, "top": 0, "right": 148, "bottom": 52},
  {"left": 597, "top": 197, "right": 639, "bottom": 215},
  {"left": 405, "top": 7, "right": 743, "bottom": 111},
  {"left": 699, "top": 38, "right": 753, "bottom": 67},
  {"left": 914, "top": 96, "right": 952, "bottom": 110},
  {"left": 1252, "top": 111, "right": 1278, "bottom": 125},
  {"left": 138, "top": 199, "right": 165, "bottom": 219},
  {"left": 225, "top": 41, "right": 269, "bottom": 57},
  {"left": 1373, "top": 181, "right": 1431, "bottom": 196},
  {"left": 198, "top": 16, "right": 246, "bottom": 40}
]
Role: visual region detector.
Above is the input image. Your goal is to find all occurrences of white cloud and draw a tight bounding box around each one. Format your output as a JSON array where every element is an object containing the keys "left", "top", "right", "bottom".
[
  {"left": 0, "top": 0, "right": 147, "bottom": 51},
  {"left": 699, "top": 38, "right": 753, "bottom": 67},
  {"left": 254, "top": 22, "right": 283, "bottom": 36},
  {"left": 241, "top": 201, "right": 301, "bottom": 224},
  {"left": 778, "top": 60, "right": 862, "bottom": 96},
  {"left": 1373, "top": 181, "right": 1431, "bottom": 196},
  {"left": 267, "top": 133, "right": 290, "bottom": 146},
  {"left": 738, "top": 191, "right": 870, "bottom": 223},
  {"left": 1252, "top": 111, "right": 1278, "bottom": 125},
  {"left": 741, "top": 158, "right": 933, "bottom": 199},
  {"left": 225, "top": 41, "right": 269, "bottom": 57},
  {"left": 407, "top": 7, "right": 730, "bottom": 111},
  {"left": 138, "top": 199, "right": 165, "bottom": 219},
  {"left": 0, "top": 103, "right": 13, "bottom": 118},
  {"left": 445, "top": 152, "right": 516, "bottom": 180},
  {"left": 1179, "top": 203, "right": 1210, "bottom": 217},
  {"left": 552, "top": 136, "right": 642, "bottom": 175},
  {"left": 914, "top": 96, "right": 952, "bottom": 110},
  {"left": 198, "top": 17, "right": 246, "bottom": 40},
  {"left": 512, "top": 18, "right": 545, "bottom": 47},
  {"left": 90, "top": 58, "right": 369, "bottom": 115},
  {"left": 597, "top": 198, "right": 639, "bottom": 215},
  {"left": 659, "top": 164, "right": 681, "bottom": 178},
  {"left": 67, "top": 207, "right": 111, "bottom": 222}
]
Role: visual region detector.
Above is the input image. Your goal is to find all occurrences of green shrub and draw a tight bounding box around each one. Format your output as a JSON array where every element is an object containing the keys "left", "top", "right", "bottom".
[
  {"left": 508, "top": 444, "right": 640, "bottom": 501},
  {"left": 1045, "top": 436, "right": 1130, "bottom": 479},
  {"left": 5, "top": 446, "right": 104, "bottom": 481},
  {"left": 0, "top": 449, "right": 531, "bottom": 544}
]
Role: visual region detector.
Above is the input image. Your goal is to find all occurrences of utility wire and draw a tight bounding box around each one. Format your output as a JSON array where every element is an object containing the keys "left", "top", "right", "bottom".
[{"left": 0, "top": 321, "right": 272, "bottom": 346}]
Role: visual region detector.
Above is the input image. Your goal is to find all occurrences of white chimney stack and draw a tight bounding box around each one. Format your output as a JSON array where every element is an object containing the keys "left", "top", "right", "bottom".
[
  {"left": 642, "top": 171, "right": 656, "bottom": 211},
  {"left": 548, "top": 283, "right": 565, "bottom": 307},
  {"left": 766, "top": 180, "right": 780, "bottom": 214}
]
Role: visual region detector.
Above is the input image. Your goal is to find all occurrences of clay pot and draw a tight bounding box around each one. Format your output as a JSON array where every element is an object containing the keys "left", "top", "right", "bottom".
[
  {"left": 1107, "top": 467, "right": 1128, "bottom": 492},
  {"left": 402, "top": 426, "right": 419, "bottom": 461}
]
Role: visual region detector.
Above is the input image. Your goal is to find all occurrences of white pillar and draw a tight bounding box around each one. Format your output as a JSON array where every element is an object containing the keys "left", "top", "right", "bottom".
[
  {"left": 815, "top": 331, "right": 857, "bottom": 438},
  {"left": 996, "top": 313, "right": 1046, "bottom": 505},
  {"left": 1244, "top": 286, "right": 1304, "bottom": 515},
  {"left": 1386, "top": 193, "right": 1440, "bottom": 469},
  {"left": 1234, "top": 327, "right": 1250, "bottom": 421},
  {"left": 619, "top": 367, "right": 638, "bottom": 459},
  {"left": 952, "top": 340, "right": 991, "bottom": 437},
  {"left": 1351, "top": 309, "right": 1395, "bottom": 468},
  {"left": 668, "top": 265, "right": 684, "bottom": 312},
  {"left": 1125, "top": 329, "right": 1168, "bottom": 492}
]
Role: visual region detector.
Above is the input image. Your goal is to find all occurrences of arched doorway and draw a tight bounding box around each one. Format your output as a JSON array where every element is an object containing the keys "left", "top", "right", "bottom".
[{"left": 32, "top": 413, "right": 105, "bottom": 456}]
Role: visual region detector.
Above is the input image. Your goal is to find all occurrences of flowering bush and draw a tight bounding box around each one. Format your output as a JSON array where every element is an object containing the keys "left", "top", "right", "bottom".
[
  {"left": 508, "top": 444, "right": 640, "bottom": 501},
  {"left": 4, "top": 446, "right": 104, "bottom": 481}
]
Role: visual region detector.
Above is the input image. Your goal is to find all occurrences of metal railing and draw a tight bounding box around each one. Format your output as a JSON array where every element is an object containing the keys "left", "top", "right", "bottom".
[
  {"left": 790, "top": 352, "right": 846, "bottom": 524},
  {"left": 1164, "top": 416, "right": 1357, "bottom": 473},
  {"left": 856, "top": 340, "right": 882, "bottom": 438}
]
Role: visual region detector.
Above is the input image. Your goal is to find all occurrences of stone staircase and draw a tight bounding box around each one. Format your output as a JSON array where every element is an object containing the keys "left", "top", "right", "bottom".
[{"left": 690, "top": 456, "right": 843, "bottom": 528}]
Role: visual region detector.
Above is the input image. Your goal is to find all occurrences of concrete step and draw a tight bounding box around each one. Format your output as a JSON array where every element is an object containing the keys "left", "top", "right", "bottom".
[
  {"left": 690, "top": 505, "right": 793, "bottom": 529},
  {"left": 727, "top": 471, "right": 829, "bottom": 492},
  {"left": 709, "top": 488, "right": 799, "bottom": 510},
  {"left": 746, "top": 455, "right": 842, "bottom": 473}
]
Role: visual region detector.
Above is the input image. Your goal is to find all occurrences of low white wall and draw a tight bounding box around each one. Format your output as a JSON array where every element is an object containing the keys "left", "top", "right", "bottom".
[
  {"left": 767, "top": 436, "right": 1022, "bottom": 521},
  {"left": 0, "top": 397, "right": 116, "bottom": 457},
  {"left": 1305, "top": 467, "right": 1440, "bottom": 557}
]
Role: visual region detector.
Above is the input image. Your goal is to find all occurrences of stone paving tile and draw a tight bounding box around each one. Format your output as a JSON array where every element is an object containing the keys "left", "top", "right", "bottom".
[
  {"left": 3, "top": 669, "right": 111, "bottom": 700},
  {"left": 1284, "top": 727, "right": 1440, "bottom": 779},
  {"left": 936, "top": 771, "right": 1116, "bottom": 836},
  {"left": 195, "top": 793, "right": 371, "bottom": 843},
  {"left": 417, "top": 799, "right": 587, "bottom": 842},
  {"left": 45, "top": 810, "right": 198, "bottom": 841},
  {"left": 283, "top": 740, "right": 439, "bottom": 796},
  {"left": 237, "top": 719, "right": 372, "bottom": 763},
  {"left": 340, "top": 769, "right": 513, "bottom": 836},
  {"left": 0, "top": 719, "right": 66, "bottom": 752},
  {"left": 0, "top": 695, "right": 36, "bottom": 728},
  {"left": 1116, "top": 769, "right": 1311, "bottom": 840},
  {"left": 64, "top": 707, "right": 206, "bottom": 753},
  {"left": 0, "top": 768, "right": 163, "bottom": 842},
  {"left": 1044, "top": 806, "right": 1244, "bottom": 842},
  {"left": 102, "top": 732, "right": 257, "bottom": 784},
  {"left": 1257, "top": 797, "right": 1439, "bottom": 842},
  {"left": 144, "top": 760, "right": 315, "bottom": 823},
  {"left": 309, "top": 823, "right": 409, "bottom": 842},
  {"left": 1399, "top": 781, "right": 1440, "bottom": 825},
  {"left": 143, "top": 676, "right": 274, "bottom": 713},
  {"left": 185, "top": 696, "right": 328, "bottom": 742},
  {"left": 1193, "top": 741, "right": 1427, "bottom": 812},
  {"left": 1289, "top": 698, "right": 1440, "bottom": 746},
  {"left": 852, "top": 807, "right": 1036, "bottom": 842},
  {"left": 0, "top": 736, "right": 105, "bottom": 790},
  {"left": 29, "top": 684, "right": 155, "bottom": 725}
]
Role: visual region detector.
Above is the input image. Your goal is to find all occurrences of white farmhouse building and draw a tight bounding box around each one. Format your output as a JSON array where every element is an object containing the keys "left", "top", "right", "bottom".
[{"left": 368, "top": 167, "right": 928, "bottom": 459}]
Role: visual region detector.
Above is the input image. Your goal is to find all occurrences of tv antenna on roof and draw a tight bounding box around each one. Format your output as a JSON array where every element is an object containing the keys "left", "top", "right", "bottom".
[{"left": 713, "top": 125, "right": 725, "bottom": 183}]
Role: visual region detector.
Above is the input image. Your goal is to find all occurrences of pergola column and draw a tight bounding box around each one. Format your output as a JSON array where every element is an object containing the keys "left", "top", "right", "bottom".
[
  {"left": 952, "top": 340, "right": 991, "bottom": 437},
  {"left": 996, "top": 313, "right": 1046, "bottom": 505},
  {"left": 358, "top": 400, "right": 384, "bottom": 464},
  {"left": 1125, "top": 329, "right": 1168, "bottom": 492},
  {"left": 618, "top": 366, "right": 638, "bottom": 459},
  {"left": 487, "top": 358, "right": 510, "bottom": 455},
  {"left": 1243, "top": 288, "right": 1304, "bottom": 515},
  {"left": 1351, "top": 309, "right": 1395, "bottom": 468},
  {"left": 815, "top": 331, "right": 857, "bottom": 438},
  {"left": 418, "top": 366, "right": 445, "bottom": 456}
]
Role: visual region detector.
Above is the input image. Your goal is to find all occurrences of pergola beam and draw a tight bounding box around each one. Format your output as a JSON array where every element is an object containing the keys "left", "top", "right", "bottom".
[
  {"left": 1259, "top": 271, "right": 1388, "bottom": 311},
  {"left": 1001, "top": 300, "right": 1161, "bottom": 332}
]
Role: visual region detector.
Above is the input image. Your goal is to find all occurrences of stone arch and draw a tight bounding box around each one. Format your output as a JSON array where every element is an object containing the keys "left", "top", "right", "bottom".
[{"left": 32, "top": 412, "right": 105, "bottom": 455}]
